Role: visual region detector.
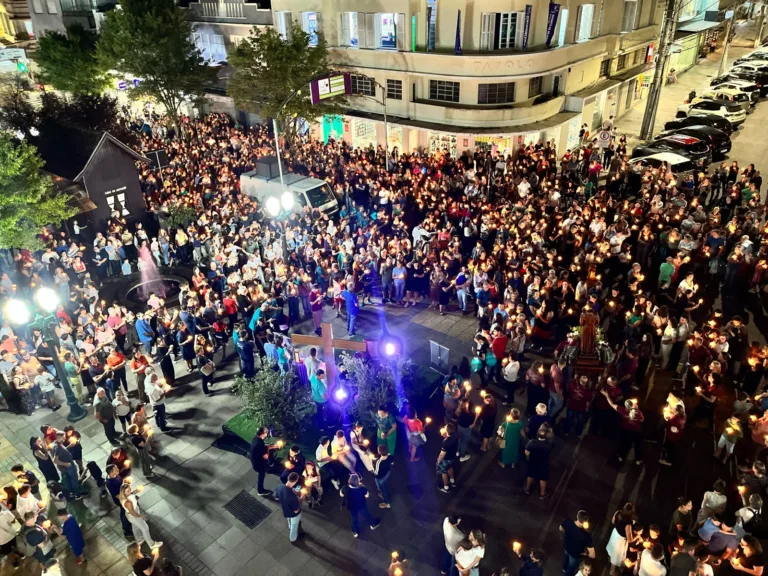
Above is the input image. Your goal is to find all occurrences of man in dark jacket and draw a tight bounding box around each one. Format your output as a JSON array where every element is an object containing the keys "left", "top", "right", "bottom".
[{"left": 250, "top": 426, "right": 277, "bottom": 497}]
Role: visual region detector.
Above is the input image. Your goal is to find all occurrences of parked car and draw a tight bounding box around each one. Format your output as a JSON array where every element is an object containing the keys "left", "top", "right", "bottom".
[
  {"left": 664, "top": 114, "right": 733, "bottom": 135},
  {"left": 734, "top": 51, "right": 768, "bottom": 64},
  {"left": 697, "top": 88, "right": 753, "bottom": 111},
  {"left": 656, "top": 125, "right": 731, "bottom": 158},
  {"left": 706, "top": 79, "right": 760, "bottom": 102},
  {"left": 732, "top": 61, "right": 768, "bottom": 74},
  {"left": 714, "top": 70, "right": 768, "bottom": 96},
  {"left": 676, "top": 99, "right": 746, "bottom": 126},
  {"left": 631, "top": 134, "right": 712, "bottom": 165},
  {"left": 628, "top": 152, "right": 699, "bottom": 175}
]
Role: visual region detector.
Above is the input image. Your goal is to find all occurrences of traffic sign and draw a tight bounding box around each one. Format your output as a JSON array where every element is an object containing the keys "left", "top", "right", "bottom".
[{"left": 597, "top": 130, "right": 611, "bottom": 148}]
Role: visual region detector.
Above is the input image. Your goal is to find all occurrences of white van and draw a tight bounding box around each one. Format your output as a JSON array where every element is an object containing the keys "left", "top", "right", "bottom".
[{"left": 240, "top": 158, "right": 339, "bottom": 216}]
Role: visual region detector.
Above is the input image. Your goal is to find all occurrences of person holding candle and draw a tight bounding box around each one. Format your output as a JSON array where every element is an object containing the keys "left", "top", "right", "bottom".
[
  {"left": 437, "top": 423, "right": 459, "bottom": 494},
  {"left": 637, "top": 542, "right": 667, "bottom": 576},
  {"left": 731, "top": 535, "right": 765, "bottom": 576},
  {"left": 57, "top": 508, "right": 85, "bottom": 564},
  {"left": 601, "top": 394, "right": 645, "bottom": 465},
  {"left": 455, "top": 400, "right": 478, "bottom": 463},
  {"left": 302, "top": 461, "right": 323, "bottom": 508},
  {"left": 276, "top": 471, "right": 305, "bottom": 543},
  {"left": 118, "top": 482, "right": 162, "bottom": 550},
  {"left": 454, "top": 530, "right": 486, "bottom": 576},
  {"left": 350, "top": 421, "right": 374, "bottom": 472},
  {"left": 606, "top": 503, "right": 635, "bottom": 576},
  {"left": 715, "top": 416, "right": 744, "bottom": 463},
  {"left": 20, "top": 511, "right": 55, "bottom": 570},
  {"left": 560, "top": 510, "right": 595, "bottom": 576},
  {"left": 127, "top": 541, "right": 160, "bottom": 576}
]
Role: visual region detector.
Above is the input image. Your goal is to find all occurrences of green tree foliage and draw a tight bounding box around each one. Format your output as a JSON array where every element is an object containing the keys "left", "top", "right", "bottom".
[
  {"left": 164, "top": 203, "right": 197, "bottom": 230},
  {"left": 339, "top": 353, "right": 416, "bottom": 422},
  {"left": 37, "top": 92, "right": 137, "bottom": 145},
  {"left": 233, "top": 368, "right": 314, "bottom": 441},
  {"left": 97, "top": 0, "right": 216, "bottom": 132},
  {"left": 0, "top": 134, "right": 76, "bottom": 250},
  {"left": 0, "top": 74, "right": 35, "bottom": 134},
  {"left": 228, "top": 23, "right": 344, "bottom": 143},
  {"left": 36, "top": 24, "right": 110, "bottom": 95}
]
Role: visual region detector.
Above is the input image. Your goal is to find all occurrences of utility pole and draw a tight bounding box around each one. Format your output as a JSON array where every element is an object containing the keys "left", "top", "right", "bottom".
[
  {"left": 639, "top": 0, "right": 680, "bottom": 141},
  {"left": 718, "top": 10, "right": 737, "bottom": 76},
  {"left": 754, "top": 5, "right": 766, "bottom": 48}
]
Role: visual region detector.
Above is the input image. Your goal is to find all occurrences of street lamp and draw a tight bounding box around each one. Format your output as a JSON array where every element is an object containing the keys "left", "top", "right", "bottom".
[{"left": 5, "top": 291, "right": 87, "bottom": 422}]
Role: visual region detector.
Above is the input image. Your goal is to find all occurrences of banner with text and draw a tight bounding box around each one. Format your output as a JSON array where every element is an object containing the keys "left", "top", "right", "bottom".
[{"left": 545, "top": 3, "right": 561, "bottom": 48}]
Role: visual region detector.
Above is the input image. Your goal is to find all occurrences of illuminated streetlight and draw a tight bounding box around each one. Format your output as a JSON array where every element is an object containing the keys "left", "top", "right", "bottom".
[{"left": 266, "top": 197, "right": 281, "bottom": 217}]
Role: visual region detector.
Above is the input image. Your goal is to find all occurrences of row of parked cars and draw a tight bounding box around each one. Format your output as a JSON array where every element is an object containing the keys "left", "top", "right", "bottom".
[{"left": 628, "top": 47, "right": 768, "bottom": 174}]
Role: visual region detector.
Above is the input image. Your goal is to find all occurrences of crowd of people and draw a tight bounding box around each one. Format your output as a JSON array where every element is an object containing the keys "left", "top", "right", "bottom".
[{"left": 0, "top": 108, "right": 766, "bottom": 574}]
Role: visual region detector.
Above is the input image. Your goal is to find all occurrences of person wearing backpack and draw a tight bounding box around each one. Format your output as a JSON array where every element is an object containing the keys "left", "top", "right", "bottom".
[{"left": 21, "top": 511, "right": 55, "bottom": 569}]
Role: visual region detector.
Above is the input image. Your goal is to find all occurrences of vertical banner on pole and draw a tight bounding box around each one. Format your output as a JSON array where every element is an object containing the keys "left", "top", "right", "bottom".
[
  {"left": 411, "top": 15, "right": 417, "bottom": 51},
  {"left": 454, "top": 10, "right": 463, "bottom": 55},
  {"left": 545, "top": 3, "right": 561, "bottom": 48},
  {"left": 426, "top": 7, "right": 433, "bottom": 51},
  {"left": 522, "top": 5, "right": 533, "bottom": 50}
]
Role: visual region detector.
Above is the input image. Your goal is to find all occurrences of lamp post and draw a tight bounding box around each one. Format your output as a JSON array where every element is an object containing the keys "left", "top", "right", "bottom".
[{"left": 5, "top": 288, "right": 87, "bottom": 422}]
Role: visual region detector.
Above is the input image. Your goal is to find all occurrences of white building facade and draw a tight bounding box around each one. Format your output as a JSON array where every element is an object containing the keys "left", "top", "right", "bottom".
[{"left": 269, "top": 0, "right": 662, "bottom": 156}]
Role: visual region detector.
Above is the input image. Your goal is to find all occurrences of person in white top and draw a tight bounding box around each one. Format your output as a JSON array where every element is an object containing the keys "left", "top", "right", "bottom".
[
  {"left": 455, "top": 530, "right": 486, "bottom": 576},
  {"left": 118, "top": 483, "right": 162, "bottom": 549},
  {"left": 502, "top": 355, "right": 521, "bottom": 406},
  {"left": 15, "top": 485, "right": 41, "bottom": 521},
  {"left": 442, "top": 516, "right": 464, "bottom": 575},
  {"left": 331, "top": 430, "right": 356, "bottom": 474},
  {"left": 303, "top": 348, "right": 322, "bottom": 379},
  {"left": 638, "top": 544, "right": 667, "bottom": 576},
  {"left": 0, "top": 504, "right": 20, "bottom": 567}
]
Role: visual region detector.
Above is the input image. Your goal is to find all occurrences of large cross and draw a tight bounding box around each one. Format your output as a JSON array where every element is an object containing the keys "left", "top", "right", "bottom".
[{"left": 291, "top": 322, "right": 368, "bottom": 388}]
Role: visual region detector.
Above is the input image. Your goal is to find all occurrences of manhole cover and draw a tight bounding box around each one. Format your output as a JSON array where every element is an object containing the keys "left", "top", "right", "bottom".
[{"left": 223, "top": 491, "right": 273, "bottom": 529}]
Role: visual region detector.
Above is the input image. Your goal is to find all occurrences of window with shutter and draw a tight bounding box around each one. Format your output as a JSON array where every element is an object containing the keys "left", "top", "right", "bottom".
[
  {"left": 46, "top": 0, "right": 57, "bottom": 14},
  {"left": 276, "top": 11, "right": 292, "bottom": 41},
  {"left": 480, "top": 13, "right": 495, "bottom": 51},
  {"left": 429, "top": 80, "right": 460, "bottom": 103},
  {"left": 575, "top": 4, "right": 594, "bottom": 42},
  {"left": 621, "top": 0, "right": 638, "bottom": 32},
  {"left": 396, "top": 13, "right": 405, "bottom": 51},
  {"left": 426, "top": 0, "right": 437, "bottom": 51},
  {"left": 365, "top": 13, "right": 376, "bottom": 48},
  {"left": 528, "top": 77, "right": 543, "bottom": 98}
]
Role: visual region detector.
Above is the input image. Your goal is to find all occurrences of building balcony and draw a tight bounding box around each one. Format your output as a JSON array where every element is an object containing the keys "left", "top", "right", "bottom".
[
  {"left": 330, "top": 26, "right": 658, "bottom": 81},
  {"left": 350, "top": 94, "right": 566, "bottom": 128},
  {"left": 186, "top": 0, "right": 272, "bottom": 25}
]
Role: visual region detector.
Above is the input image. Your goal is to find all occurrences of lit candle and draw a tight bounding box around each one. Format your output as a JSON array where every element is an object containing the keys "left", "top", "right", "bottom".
[
  {"left": 513, "top": 541, "right": 521, "bottom": 553},
  {"left": 392, "top": 551, "right": 399, "bottom": 559},
  {"left": 475, "top": 406, "right": 482, "bottom": 414},
  {"left": 425, "top": 417, "right": 432, "bottom": 425}
]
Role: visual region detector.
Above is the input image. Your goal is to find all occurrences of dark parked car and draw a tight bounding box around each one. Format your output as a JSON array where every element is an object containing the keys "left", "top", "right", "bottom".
[
  {"left": 664, "top": 114, "right": 733, "bottom": 135},
  {"left": 656, "top": 125, "right": 731, "bottom": 158},
  {"left": 631, "top": 134, "right": 712, "bottom": 165}
]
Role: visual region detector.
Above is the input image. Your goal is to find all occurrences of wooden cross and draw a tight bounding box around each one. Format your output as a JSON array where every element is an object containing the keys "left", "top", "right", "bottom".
[{"left": 291, "top": 322, "right": 368, "bottom": 388}]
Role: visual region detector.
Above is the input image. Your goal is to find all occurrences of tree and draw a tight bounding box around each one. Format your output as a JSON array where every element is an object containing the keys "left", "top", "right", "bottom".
[
  {"left": 0, "top": 134, "right": 76, "bottom": 250},
  {"left": 37, "top": 92, "right": 137, "bottom": 146},
  {"left": 232, "top": 368, "right": 314, "bottom": 441},
  {"left": 97, "top": 0, "right": 216, "bottom": 133},
  {"left": 0, "top": 74, "right": 36, "bottom": 134},
  {"left": 35, "top": 24, "right": 110, "bottom": 95},
  {"left": 339, "top": 353, "right": 416, "bottom": 423},
  {"left": 228, "top": 23, "right": 344, "bottom": 143}
]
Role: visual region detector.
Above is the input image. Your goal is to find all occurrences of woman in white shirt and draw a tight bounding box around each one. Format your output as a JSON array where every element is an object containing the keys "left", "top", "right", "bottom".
[
  {"left": 455, "top": 530, "right": 486, "bottom": 576},
  {"left": 502, "top": 353, "right": 521, "bottom": 406}
]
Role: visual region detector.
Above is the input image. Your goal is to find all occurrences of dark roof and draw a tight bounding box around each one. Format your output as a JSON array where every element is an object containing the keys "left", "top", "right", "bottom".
[{"left": 29, "top": 123, "right": 147, "bottom": 181}]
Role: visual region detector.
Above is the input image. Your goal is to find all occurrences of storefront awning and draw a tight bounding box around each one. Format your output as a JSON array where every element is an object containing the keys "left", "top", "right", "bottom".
[{"left": 677, "top": 20, "right": 722, "bottom": 33}]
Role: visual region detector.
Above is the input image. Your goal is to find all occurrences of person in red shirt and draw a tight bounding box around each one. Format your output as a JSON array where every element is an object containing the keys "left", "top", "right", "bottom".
[
  {"left": 221, "top": 295, "right": 238, "bottom": 331},
  {"left": 601, "top": 393, "right": 645, "bottom": 465},
  {"left": 490, "top": 327, "right": 508, "bottom": 383},
  {"left": 659, "top": 404, "right": 686, "bottom": 466},
  {"left": 564, "top": 375, "right": 594, "bottom": 437},
  {"left": 106, "top": 348, "right": 128, "bottom": 394}
]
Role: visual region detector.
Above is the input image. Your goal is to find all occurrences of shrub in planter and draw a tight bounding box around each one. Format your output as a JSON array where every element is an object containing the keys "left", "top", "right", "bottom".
[{"left": 232, "top": 367, "right": 314, "bottom": 441}]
